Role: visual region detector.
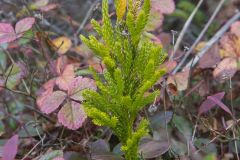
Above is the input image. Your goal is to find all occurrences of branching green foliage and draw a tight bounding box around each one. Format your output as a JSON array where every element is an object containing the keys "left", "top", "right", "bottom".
[{"left": 80, "top": 0, "right": 166, "bottom": 159}]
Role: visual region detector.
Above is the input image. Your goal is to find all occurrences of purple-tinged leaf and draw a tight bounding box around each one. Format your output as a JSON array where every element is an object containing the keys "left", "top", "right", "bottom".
[
  {"left": 90, "top": 139, "right": 110, "bottom": 154},
  {"left": 139, "top": 139, "right": 170, "bottom": 159},
  {"left": 3, "top": 134, "right": 19, "bottom": 160},
  {"left": 198, "top": 92, "right": 232, "bottom": 116},
  {"left": 58, "top": 101, "right": 87, "bottom": 130},
  {"left": 15, "top": 17, "right": 35, "bottom": 35},
  {"left": 208, "top": 96, "right": 232, "bottom": 116},
  {"left": 37, "top": 90, "right": 67, "bottom": 114},
  {"left": 0, "top": 23, "right": 17, "bottom": 44}
]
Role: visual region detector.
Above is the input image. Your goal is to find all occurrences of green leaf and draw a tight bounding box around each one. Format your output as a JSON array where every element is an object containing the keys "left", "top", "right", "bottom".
[{"left": 172, "top": 115, "right": 192, "bottom": 140}]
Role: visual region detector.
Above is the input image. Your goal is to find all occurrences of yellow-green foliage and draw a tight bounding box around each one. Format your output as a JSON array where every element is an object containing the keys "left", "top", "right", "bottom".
[{"left": 80, "top": 0, "right": 166, "bottom": 159}]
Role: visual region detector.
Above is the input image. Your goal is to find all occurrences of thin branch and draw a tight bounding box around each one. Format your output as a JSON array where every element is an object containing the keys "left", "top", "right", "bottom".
[
  {"left": 172, "top": 0, "right": 227, "bottom": 74},
  {"left": 75, "top": 0, "right": 100, "bottom": 35},
  {"left": 194, "top": 118, "right": 240, "bottom": 154},
  {"left": 184, "top": 11, "right": 240, "bottom": 70},
  {"left": 171, "top": 0, "right": 204, "bottom": 60}
]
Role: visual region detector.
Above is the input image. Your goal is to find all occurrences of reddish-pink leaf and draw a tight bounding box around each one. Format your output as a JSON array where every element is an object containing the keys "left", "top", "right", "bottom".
[
  {"left": 56, "top": 64, "right": 75, "bottom": 91},
  {"left": 37, "top": 91, "right": 67, "bottom": 114},
  {"left": 0, "top": 23, "right": 17, "bottom": 44},
  {"left": 198, "top": 92, "right": 231, "bottom": 116},
  {"left": 230, "top": 21, "right": 240, "bottom": 37},
  {"left": 37, "top": 79, "right": 56, "bottom": 97},
  {"left": 152, "top": 0, "right": 175, "bottom": 15},
  {"left": 68, "top": 76, "right": 97, "bottom": 101},
  {"left": 58, "top": 101, "right": 87, "bottom": 130},
  {"left": 15, "top": 17, "right": 35, "bottom": 34},
  {"left": 3, "top": 134, "right": 19, "bottom": 160}
]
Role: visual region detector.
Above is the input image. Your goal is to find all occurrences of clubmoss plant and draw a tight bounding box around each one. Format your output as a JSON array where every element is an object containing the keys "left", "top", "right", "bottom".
[{"left": 80, "top": 0, "right": 166, "bottom": 159}]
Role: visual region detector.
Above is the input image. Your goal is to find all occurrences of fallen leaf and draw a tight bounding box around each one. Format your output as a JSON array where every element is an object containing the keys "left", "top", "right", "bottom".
[
  {"left": 149, "top": 111, "right": 173, "bottom": 130},
  {"left": 198, "top": 43, "right": 221, "bottom": 69},
  {"left": 213, "top": 57, "right": 238, "bottom": 83},
  {"left": 139, "top": 139, "right": 170, "bottom": 159},
  {"left": 58, "top": 101, "right": 87, "bottom": 130},
  {"left": 52, "top": 36, "right": 72, "bottom": 55},
  {"left": 90, "top": 139, "right": 110, "bottom": 154},
  {"left": 167, "top": 69, "right": 190, "bottom": 91},
  {"left": 220, "top": 33, "right": 240, "bottom": 57},
  {"left": 3, "top": 134, "right": 19, "bottom": 160},
  {"left": 37, "top": 90, "right": 67, "bottom": 114},
  {"left": 230, "top": 21, "right": 240, "bottom": 37}
]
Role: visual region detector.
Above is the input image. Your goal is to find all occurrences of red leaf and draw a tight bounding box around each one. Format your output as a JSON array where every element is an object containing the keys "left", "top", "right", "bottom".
[
  {"left": 3, "top": 134, "right": 19, "bottom": 160},
  {"left": 68, "top": 76, "right": 97, "bottom": 102},
  {"left": 56, "top": 64, "right": 75, "bottom": 90},
  {"left": 37, "top": 91, "right": 67, "bottom": 114},
  {"left": 0, "top": 23, "right": 17, "bottom": 44},
  {"left": 58, "top": 101, "right": 87, "bottom": 130},
  {"left": 198, "top": 92, "right": 232, "bottom": 116},
  {"left": 15, "top": 17, "right": 35, "bottom": 35}
]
